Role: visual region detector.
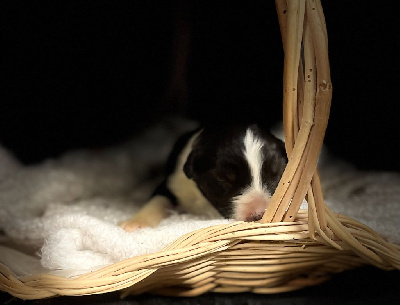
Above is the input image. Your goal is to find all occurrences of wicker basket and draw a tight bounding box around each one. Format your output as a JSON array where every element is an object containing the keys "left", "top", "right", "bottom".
[{"left": 1, "top": 0, "right": 399, "bottom": 300}]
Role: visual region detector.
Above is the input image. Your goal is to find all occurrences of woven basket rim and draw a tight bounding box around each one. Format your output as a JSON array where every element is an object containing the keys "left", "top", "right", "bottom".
[{"left": 1, "top": 210, "right": 398, "bottom": 299}]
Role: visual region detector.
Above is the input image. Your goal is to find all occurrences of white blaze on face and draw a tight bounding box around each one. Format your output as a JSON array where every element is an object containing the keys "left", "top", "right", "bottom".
[{"left": 233, "top": 128, "right": 271, "bottom": 221}]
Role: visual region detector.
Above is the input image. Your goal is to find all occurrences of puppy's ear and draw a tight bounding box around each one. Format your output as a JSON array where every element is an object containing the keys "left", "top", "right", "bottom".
[
  {"left": 183, "top": 151, "right": 196, "bottom": 179},
  {"left": 183, "top": 148, "right": 212, "bottom": 179}
]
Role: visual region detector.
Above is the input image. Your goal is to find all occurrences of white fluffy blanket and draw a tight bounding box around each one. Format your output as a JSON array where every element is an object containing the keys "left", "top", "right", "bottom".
[{"left": 0, "top": 119, "right": 399, "bottom": 278}]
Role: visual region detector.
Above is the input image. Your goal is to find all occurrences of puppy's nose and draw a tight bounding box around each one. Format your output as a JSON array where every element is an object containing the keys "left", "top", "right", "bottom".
[
  {"left": 235, "top": 194, "right": 270, "bottom": 222},
  {"left": 246, "top": 212, "right": 263, "bottom": 222}
]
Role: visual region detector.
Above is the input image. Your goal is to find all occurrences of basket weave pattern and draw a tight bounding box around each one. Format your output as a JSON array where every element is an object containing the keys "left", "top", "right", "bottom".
[{"left": 1, "top": 0, "right": 399, "bottom": 299}]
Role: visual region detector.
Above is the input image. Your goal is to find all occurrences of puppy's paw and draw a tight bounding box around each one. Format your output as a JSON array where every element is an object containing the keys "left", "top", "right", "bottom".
[
  {"left": 119, "top": 196, "right": 171, "bottom": 232},
  {"left": 118, "top": 218, "right": 151, "bottom": 232}
]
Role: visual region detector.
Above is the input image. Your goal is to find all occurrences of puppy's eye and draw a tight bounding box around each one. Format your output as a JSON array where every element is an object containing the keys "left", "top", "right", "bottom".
[
  {"left": 223, "top": 170, "right": 236, "bottom": 183},
  {"left": 216, "top": 166, "right": 237, "bottom": 183},
  {"left": 202, "top": 177, "right": 229, "bottom": 197},
  {"left": 215, "top": 170, "right": 237, "bottom": 193},
  {"left": 216, "top": 177, "right": 232, "bottom": 190}
]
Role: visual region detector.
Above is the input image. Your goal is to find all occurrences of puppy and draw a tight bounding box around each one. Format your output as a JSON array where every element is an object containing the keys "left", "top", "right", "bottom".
[{"left": 119, "top": 124, "right": 287, "bottom": 232}]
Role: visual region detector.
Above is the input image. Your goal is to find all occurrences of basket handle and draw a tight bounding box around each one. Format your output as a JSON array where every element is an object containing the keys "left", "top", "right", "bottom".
[{"left": 261, "top": 0, "right": 332, "bottom": 225}]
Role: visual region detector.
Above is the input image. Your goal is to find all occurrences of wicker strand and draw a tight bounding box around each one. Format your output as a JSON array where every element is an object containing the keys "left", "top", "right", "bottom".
[
  {"left": 262, "top": 0, "right": 307, "bottom": 224},
  {"left": 1, "top": 211, "right": 397, "bottom": 300},
  {"left": 262, "top": 0, "right": 331, "bottom": 234}
]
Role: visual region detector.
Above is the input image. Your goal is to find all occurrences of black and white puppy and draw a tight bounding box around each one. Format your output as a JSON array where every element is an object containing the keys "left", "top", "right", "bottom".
[{"left": 120, "top": 124, "right": 287, "bottom": 232}]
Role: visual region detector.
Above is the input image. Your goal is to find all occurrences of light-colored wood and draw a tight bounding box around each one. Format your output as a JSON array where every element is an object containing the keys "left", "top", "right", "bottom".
[{"left": 1, "top": 213, "right": 398, "bottom": 299}]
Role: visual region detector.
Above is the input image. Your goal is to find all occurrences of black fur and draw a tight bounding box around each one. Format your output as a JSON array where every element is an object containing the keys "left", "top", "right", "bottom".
[
  {"left": 183, "top": 124, "right": 287, "bottom": 218},
  {"left": 154, "top": 124, "right": 287, "bottom": 219}
]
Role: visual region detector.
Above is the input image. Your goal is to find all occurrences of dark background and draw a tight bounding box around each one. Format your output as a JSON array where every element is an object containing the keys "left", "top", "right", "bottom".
[
  {"left": 1, "top": 1, "right": 399, "bottom": 170},
  {"left": 0, "top": 1, "right": 399, "bottom": 304}
]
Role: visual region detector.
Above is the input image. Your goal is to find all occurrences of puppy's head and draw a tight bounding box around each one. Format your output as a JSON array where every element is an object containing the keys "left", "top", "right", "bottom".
[{"left": 183, "top": 124, "right": 287, "bottom": 221}]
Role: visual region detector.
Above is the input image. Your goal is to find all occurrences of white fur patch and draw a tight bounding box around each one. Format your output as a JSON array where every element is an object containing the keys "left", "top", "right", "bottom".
[
  {"left": 243, "top": 128, "right": 264, "bottom": 191},
  {"left": 232, "top": 128, "right": 272, "bottom": 221}
]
